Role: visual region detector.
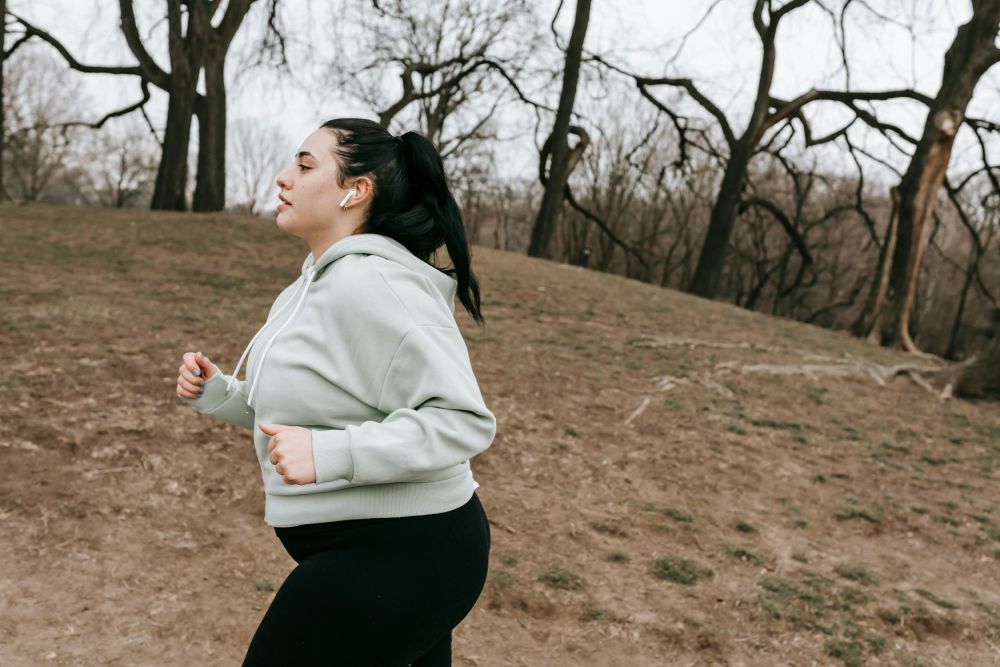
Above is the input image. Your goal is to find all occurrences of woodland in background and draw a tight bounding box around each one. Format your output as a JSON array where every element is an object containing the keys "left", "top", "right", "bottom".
[{"left": 1, "top": 0, "right": 999, "bottom": 380}]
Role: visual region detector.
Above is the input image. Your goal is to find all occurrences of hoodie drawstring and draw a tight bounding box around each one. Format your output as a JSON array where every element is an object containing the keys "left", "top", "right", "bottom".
[{"left": 226, "top": 265, "right": 317, "bottom": 407}]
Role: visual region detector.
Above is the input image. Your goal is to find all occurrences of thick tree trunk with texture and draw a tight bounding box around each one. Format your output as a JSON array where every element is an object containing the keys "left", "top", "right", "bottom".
[
  {"left": 879, "top": 109, "right": 961, "bottom": 349},
  {"left": 860, "top": 1, "right": 1000, "bottom": 350},
  {"left": 688, "top": 142, "right": 752, "bottom": 297},
  {"left": 192, "top": 49, "right": 227, "bottom": 212},
  {"left": 192, "top": 1, "right": 253, "bottom": 212},
  {"left": 148, "top": 1, "right": 209, "bottom": 211},
  {"left": 152, "top": 86, "right": 198, "bottom": 210}
]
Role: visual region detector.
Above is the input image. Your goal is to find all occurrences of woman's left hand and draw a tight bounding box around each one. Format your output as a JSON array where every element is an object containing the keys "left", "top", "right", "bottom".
[{"left": 259, "top": 423, "right": 316, "bottom": 485}]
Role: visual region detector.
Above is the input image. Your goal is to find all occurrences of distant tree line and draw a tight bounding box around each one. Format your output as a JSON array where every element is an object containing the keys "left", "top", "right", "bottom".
[{"left": 1, "top": 0, "right": 999, "bottom": 369}]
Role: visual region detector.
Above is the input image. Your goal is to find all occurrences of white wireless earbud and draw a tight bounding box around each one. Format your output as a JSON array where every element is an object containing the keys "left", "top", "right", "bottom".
[{"left": 339, "top": 189, "right": 358, "bottom": 208}]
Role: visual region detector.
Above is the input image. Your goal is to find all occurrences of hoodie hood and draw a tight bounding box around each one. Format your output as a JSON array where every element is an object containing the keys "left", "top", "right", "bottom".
[
  {"left": 303, "top": 233, "right": 458, "bottom": 307},
  {"left": 226, "top": 233, "right": 458, "bottom": 408}
]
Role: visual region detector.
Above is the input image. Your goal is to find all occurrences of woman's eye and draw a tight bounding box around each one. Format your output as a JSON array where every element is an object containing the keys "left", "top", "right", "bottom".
[{"left": 297, "top": 164, "right": 309, "bottom": 171}]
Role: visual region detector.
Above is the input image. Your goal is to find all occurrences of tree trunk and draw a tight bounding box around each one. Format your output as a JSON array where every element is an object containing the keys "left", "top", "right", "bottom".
[
  {"left": 945, "top": 247, "right": 977, "bottom": 360},
  {"left": 863, "top": 1, "right": 1000, "bottom": 350},
  {"left": 879, "top": 109, "right": 961, "bottom": 349},
  {"left": 148, "top": 0, "right": 209, "bottom": 211},
  {"left": 527, "top": 0, "right": 591, "bottom": 258},
  {"left": 192, "top": 48, "right": 227, "bottom": 212},
  {"left": 688, "top": 142, "right": 752, "bottom": 297},
  {"left": 152, "top": 87, "right": 197, "bottom": 210},
  {"left": 686, "top": 0, "right": 784, "bottom": 300},
  {"left": 953, "top": 308, "right": 1000, "bottom": 399},
  {"left": 0, "top": 0, "right": 10, "bottom": 203},
  {"left": 192, "top": 1, "right": 253, "bottom": 212},
  {"left": 851, "top": 187, "right": 901, "bottom": 339}
]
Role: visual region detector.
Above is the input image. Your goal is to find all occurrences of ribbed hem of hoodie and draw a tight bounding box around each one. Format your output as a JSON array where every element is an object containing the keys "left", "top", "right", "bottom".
[
  {"left": 311, "top": 428, "right": 355, "bottom": 484},
  {"left": 263, "top": 470, "right": 481, "bottom": 527},
  {"left": 181, "top": 371, "right": 229, "bottom": 412}
]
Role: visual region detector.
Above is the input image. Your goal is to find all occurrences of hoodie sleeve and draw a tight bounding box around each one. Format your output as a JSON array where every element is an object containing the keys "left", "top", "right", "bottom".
[
  {"left": 310, "top": 323, "right": 496, "bottom": 486},
  {"left": 180, "top": 370, "right": 256, "bottom": 431}
]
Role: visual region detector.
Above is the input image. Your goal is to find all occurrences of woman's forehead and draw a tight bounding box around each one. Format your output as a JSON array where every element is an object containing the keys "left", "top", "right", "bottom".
[{"left": 298, "top": 130, "right": 335, "bottom": 161}]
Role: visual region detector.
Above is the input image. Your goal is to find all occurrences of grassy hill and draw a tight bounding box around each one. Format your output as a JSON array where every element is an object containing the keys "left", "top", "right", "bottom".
[{"left": 1, "top": 203, "right": 998, "bottom": 666}]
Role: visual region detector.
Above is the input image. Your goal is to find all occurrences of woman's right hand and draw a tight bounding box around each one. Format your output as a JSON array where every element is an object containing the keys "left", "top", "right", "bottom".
[{"left": 176, "top": 351, "right": 220, "bottom": 399}]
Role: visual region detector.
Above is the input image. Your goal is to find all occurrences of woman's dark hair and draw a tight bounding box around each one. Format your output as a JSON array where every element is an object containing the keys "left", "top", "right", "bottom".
[{"left": 318, "top": 117, "right": 484, "bottom": 328}]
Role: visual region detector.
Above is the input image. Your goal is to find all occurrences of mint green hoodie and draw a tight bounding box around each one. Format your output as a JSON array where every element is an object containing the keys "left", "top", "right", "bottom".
[{"left": 181, "top": 233, "right": 495, "bottom": 527}]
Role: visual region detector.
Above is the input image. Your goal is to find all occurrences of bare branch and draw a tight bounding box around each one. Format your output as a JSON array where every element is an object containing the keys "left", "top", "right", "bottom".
[
  {"left": 117, "top": 1, "right": 172, "bottom": 89},
  {"left": 51, "top": 79, "right": 154, "bottom": 131},
  {"left": 7, "top": 10, "right": 145, "bottom": 78}
]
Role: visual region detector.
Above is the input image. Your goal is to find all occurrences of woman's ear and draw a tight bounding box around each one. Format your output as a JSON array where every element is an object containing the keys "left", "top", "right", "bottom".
[{"left": 354, "top": 177, "right": 374, "bottom": 204}]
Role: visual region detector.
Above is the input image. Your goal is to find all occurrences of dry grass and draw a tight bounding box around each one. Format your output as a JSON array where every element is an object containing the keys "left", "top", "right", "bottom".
[{"left": 1, "top": 203, "right": 999, "bottom": 666}]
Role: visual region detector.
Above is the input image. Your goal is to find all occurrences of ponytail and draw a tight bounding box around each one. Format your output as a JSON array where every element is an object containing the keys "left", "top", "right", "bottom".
[{"left": 319, "top": 118, "right": 485, "bottom": 327}]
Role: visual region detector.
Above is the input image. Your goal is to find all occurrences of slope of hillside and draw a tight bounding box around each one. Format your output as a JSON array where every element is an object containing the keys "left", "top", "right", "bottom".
[{"left": 1, "top": 203, "right": 998, "bottom": 666}]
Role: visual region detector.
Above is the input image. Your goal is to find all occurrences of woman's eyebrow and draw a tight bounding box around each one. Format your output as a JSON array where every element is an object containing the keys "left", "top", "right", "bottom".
[{"left": 296, "top": 151, "right": 317, "bottom": 160}]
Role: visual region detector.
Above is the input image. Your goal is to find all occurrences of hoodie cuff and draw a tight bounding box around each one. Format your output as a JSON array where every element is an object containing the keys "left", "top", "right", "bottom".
[
  {"left": 180, "top": 371, "right": 230, "bottom": 413},
  {"left": 311, "top": 429, "right": 355, "bottom": 484}
]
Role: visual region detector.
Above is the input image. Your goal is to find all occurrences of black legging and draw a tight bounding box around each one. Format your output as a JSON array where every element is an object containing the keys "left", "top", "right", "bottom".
[{"left": 241, "top": 491, "right": 491, "bottom": 666}]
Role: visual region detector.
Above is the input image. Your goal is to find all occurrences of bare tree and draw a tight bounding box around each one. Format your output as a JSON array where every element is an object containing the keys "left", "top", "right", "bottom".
[
  {"left": 590, "top": 0, "right": 941, "bottom": 301},
  {"left": 566, "top": 95, "right": 681, "bottom": 278},
  {"left": 331, "top": 0, "right": 542, "bottom": 164},
  {"left": 444, "top": 133, "right": 509, "bottom": 246},
  {"left": 2, "top": 44, "right": 85, "bottom": 202},
  {"left": 527, "top": 0, "right": 592, "bottom": 259},
  {"left": 953, "top": 308, "right": 1000, "bottom": 398},
  {"left": 62, "top": 114, "right": 159, "bottom": 208},
  {"left": 192, "top": 0, "right": 284, "bottom": 212},
  {"left": 227, "top": 115, "right": 289, "bottom": 215},
  {"left": 940, "top": 157, "right": 1000, "bottom": 358},
  {"left": 6, "top": 0, "right": 284, "bottom": 212},
  {"left": 0, "top": 0, "right": 11, "bottom": 202},
  {"left": 851, "top": 0, "right": 1000, "bottom": 352},
  {"left": 724, "top": 147, "right": 881, "bottom": 324}
]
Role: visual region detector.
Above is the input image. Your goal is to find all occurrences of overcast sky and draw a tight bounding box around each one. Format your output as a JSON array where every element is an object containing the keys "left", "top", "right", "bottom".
[{"left": 10, "top": 0, "right": 995, "bottom": 212}]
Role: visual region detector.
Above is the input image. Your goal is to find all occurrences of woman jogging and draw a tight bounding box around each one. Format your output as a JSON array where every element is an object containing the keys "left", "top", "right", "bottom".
[{"left": 174, "top": 118, "right": 495, "bottom": 666}]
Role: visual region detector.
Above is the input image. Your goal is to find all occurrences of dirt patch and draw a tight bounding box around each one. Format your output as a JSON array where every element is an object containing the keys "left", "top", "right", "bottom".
[{"left": 1, "top": 203, "right": 998, "bottom": 666}]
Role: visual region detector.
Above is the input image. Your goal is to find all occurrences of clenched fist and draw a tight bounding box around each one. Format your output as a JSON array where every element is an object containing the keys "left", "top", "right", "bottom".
[
  {"left": 176, "top": 351, "right": 220, "bottom": 399},
  {"left": 260, "top": 423, "right": 317, "bottom": 485}
]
